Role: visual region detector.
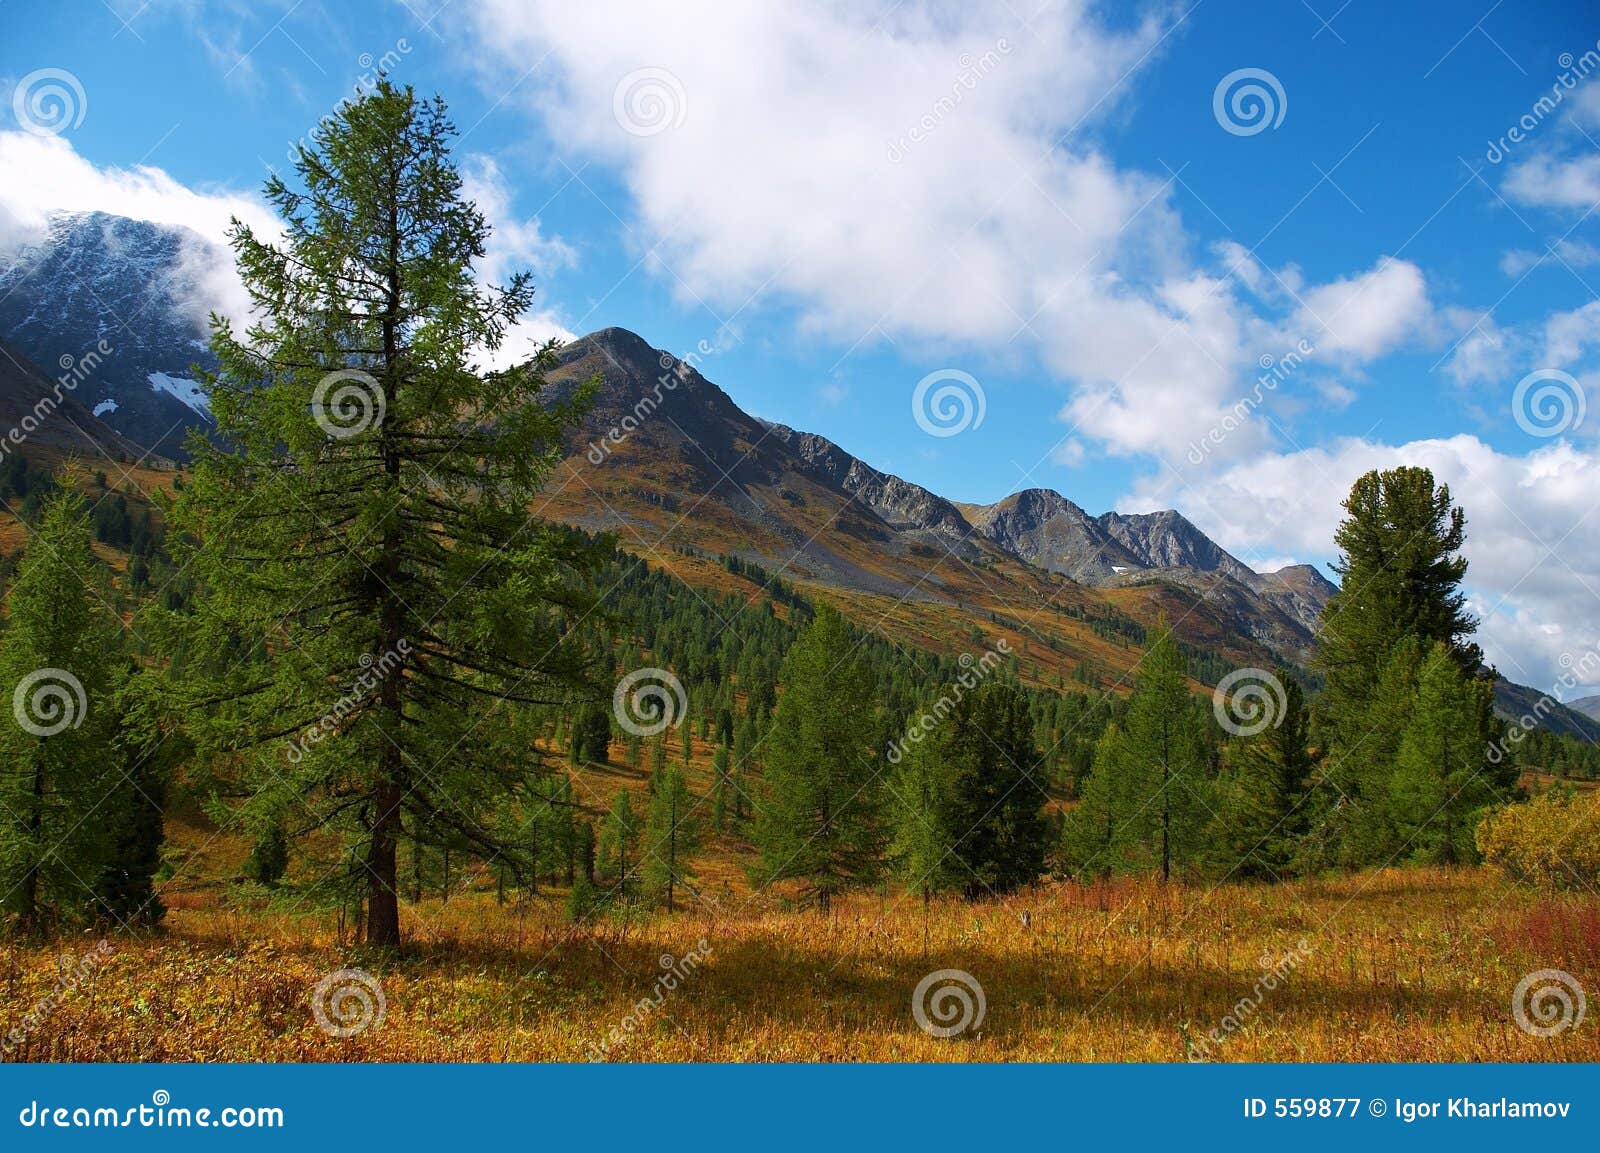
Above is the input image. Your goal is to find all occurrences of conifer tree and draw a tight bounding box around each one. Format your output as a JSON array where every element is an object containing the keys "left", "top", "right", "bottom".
[
  {"left": 157, "top": 83, "right": 601, "bottom": 946},
  {"left": 1073, "top": 627, "right": 1209, "bottom": 881},
  {"left": 1212, "top": 671, "right": 1315, "bottom": 880},
  {"left": 1326, "top": 637, "right": 1424, "bottom": 867},
  {"left": 753, "top": 604, "right": 884, "bottom": 910},
  {"left": 0, "top": 483, "right": 120, "bottom": 932},
  {"left": 1060, "top": 722, "right": 1127, "bottom": 876},
  {"left": 1389, "top": 644, "right": 1505, "bottom": 864},
  {"left": 888, "top": 727, "right": 962, "bottom": 907},
  {"left": 642, "top": 766, "right": 700, "bottom": 912},
  {"left": 1316, "top": 467, "right": 1480, "bottom": 752},
  {"left": 600, "top": 790, "right": 640, "bottom": 898}
]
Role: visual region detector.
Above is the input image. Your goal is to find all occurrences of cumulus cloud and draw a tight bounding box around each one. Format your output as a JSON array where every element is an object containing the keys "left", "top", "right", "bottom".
[
  {"left": 1124, "top": 435, "right": 1600, "bottom": 694},
  {"left": 0, "top": 130, "right": 278, "bottom": 329},
  {"left": 1504, "top": 152, "right": 1600, "bottom": 211},
  {"left": 0, "top": 131, "right": 573, "bottom": 364},
  {"left": 1291, "top": 258, "right": 1430, "bottom": 360},
  {"left": 460, "top": 1, "right": 1449, "bottom": 472},
  {"left": 458, "top": 154, "right": 578, "bottom": 368}
]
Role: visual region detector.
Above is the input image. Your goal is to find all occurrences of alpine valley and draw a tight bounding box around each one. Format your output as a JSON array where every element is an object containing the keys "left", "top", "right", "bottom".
[{"left": 1, "top": 210, "right": 1594, "bottom": 740}]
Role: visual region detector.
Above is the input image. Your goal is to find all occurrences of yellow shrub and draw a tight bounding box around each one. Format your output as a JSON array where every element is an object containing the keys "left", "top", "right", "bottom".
[{"left": 1477, "top": 790, "right": 1600, "bottom": 888}]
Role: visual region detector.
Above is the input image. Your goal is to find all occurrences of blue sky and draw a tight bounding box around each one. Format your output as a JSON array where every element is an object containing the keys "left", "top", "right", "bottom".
[{"left": 3, "top": 0, "right": 1600, "bottom": 692}]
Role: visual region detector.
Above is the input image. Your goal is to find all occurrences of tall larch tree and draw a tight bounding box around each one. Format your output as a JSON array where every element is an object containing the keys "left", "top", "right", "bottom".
[
  {"left": 1102, "top": 626, "right": 1210, "bottom": 882},
  {"left": 753, "top": 604, "right": 884, "bottom": 911},
  {"left": 160, "top": 82, "right": 601, "bottom": 947},
  {"left": 0, "top": 482, "right": 120, "bottom": 932}
]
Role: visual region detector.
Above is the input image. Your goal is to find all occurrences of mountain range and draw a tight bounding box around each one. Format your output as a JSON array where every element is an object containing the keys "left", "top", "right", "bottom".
[{"left": 2, "top": 209, "right": 1596, "bottom": 741}]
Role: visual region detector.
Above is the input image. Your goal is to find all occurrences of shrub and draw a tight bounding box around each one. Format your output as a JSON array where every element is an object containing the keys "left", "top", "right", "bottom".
[{"left": 1477, "top": 789, "right": 1600, "bottom": 888}]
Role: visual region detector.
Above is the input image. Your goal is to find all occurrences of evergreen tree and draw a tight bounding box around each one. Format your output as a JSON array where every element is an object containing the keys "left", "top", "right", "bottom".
[
  {"left": 1326, "top": 637, "right": 1424, "bottom": 867},
  {"left": 600, "top": 790, "right": 640, "bottom": 899},
  {"left": 1212, "top": 671, "right": 1315, "bottom": 880},
  {"left": 1389, "top": 644, "right": 1506, "bottom": 864},
  {"left": 642, "top": 766, "right": 700, "bottom": 911},
  {"left": 753, "top": 604, "right": 884, "bottom": 910},
  {"left": 572, "top": 704, "right": 611, "bottom": 764},
  {"left": 1075, "top": 627, "right": 1210, "bottom": 881},
  {"left": 711, "top": 742, "right": 729, "bottom": 830},
  {"left": 1060, "top": 722, "right": 1126, "bottom": 876},
  {"left": 1316, "top": 467, "right": 1480, "bottom": 752},
  {"left": 887, "top": 718, "right": 962, "bottom": 906},
  {"left": 946, "top": 682, "right": 1050, "bottom": 895},
  {"left": 0, "top": 483, "right": 120, "bottom": 932},
  {"left": 157, "top": 82, "right": 601, "bottom": 946}
]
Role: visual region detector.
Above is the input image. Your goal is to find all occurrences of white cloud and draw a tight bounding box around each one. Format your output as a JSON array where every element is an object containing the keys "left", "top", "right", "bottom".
[
  {"left": 0, "top": 130, "right": 278, "bottom": 330},
  {"left": 1543, "top": 299, "right": 1600, "bottom": 366},
  {"left": 0, "top": 131, "right": 573, "bottom": 367},
  {"left": 1499, "top": 237, "right": 1600, "bottom": 277},
  {"left": 1126, "top": 435, "right": 1600, "bottom": 693},
  {"left": 1291, "top": 257, "right": 1430, "bottom": 360},
  {"left": 458, "top": 153, "right": 579, "bottom": 369},
  {"left": 460, "top": 2, "right": 1447, "bottom": 471},
  {"left": 1504, "top": 152, "right": 1600, "bottom": 211}
]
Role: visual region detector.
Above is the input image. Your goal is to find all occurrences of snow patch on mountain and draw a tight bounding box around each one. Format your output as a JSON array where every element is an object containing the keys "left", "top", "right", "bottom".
[{"left": 148, "top": 371, "right": 210, "bottom": 417}]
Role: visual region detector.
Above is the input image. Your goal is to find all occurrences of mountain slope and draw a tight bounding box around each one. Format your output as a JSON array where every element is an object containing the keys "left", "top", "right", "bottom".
[
  {"left": 0, "top": 338, "right": 170, "bottom": 468},
  {"left": 537, "top": 328, "right": 1326, "bottom": 675},
  {"left": 0, "top": 211, "right": 217, "bottom": 460}
]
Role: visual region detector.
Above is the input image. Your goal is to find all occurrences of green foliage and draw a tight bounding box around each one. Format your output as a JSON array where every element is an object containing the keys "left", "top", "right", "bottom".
[
  {"left": 1389, "top": 645, "right": 1505, "bottom": 864},
  {"left": 1315, "top": 467, "right": 1480, "bottom": 753},
  {"left": 753, "top": 605, "right": 885, "bottom": 909},
  {"left": 1062, "top": 626, "right": 1210, "bottom": 881},
  {"left": 642, "top": 766, "right": 701, "bottom": 911},
  {"left": 154, "top": 82, "right": 603, "bottom": 946},
  {"left": 1211, "top": 671, "right": 1316, "bottom": 880},
  {"left": 0, "top": 484, "right": 121, "bottom": 932},
  {"left": 600, "top": 790, "right": 641, "bottom": 899},
  {"left": 888, "top": 681, "right": 1049, "bottom": 899},
  {"left": 244, "top": 822, "right": 290, "bottom": 887}
]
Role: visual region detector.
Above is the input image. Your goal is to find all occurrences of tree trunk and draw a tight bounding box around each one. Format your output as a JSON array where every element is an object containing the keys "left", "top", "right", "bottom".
[
  {"left": 20, "top": 745, "right": 43, "bottom": 932},
  {"left": 365, "top": 775, "right": 402, "bottom": 948}
]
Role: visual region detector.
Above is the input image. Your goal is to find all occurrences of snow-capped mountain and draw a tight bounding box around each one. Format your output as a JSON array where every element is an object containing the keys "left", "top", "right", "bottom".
[{"left": 0, "top": 211, "right": 218, "bottom": 459}]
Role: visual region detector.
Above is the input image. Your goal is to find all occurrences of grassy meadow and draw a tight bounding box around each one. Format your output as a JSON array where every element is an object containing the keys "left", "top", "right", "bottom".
[{"left": 5, "top": 853, "right": 1595, "bottom": 1062}]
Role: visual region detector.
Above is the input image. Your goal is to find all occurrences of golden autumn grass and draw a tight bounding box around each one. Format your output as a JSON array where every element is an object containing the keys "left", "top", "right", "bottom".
[{"left": 4, "top": 866, "right": 1597, "bottom": 1063}]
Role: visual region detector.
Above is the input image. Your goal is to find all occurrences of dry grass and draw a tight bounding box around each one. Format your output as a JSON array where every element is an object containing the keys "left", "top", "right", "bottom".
[{"left": 4, "top": 867, "right": 1596, "bottom": 1063}]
